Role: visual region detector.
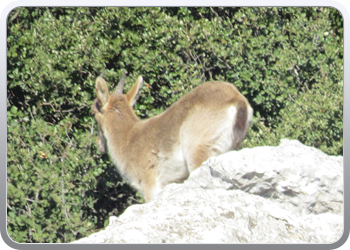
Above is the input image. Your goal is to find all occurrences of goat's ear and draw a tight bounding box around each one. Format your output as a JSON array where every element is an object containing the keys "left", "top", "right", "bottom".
[
  {"left": 96, "top": 77, "right": 110, "bottom": 106},
  {"left": 126, "top": 76, "right": 143, "bottom": 107}
]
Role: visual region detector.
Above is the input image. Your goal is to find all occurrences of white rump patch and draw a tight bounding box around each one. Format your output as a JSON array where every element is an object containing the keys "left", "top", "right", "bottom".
[{"left": 212, "top": 106, "right": 237, "bottom": 153}]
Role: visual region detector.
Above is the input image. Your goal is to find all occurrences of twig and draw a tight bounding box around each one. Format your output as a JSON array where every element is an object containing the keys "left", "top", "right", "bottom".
[
  {"left": 65, "top": 127, "right": 73, "bottom": 147},
  {"left": 209, "top": 7, "right": 220, "bottom": 18},
  {"left": 61, "top": 104, "right": 88, "bottom": 113},
  {"left": 288, "top": 93, "right": 295, "bottom": 102},
  {"left": 91, "top": 120, "right": 94, "bottom": 135},
  {"left": 61, "top": 155, "right": 70, "bottom": 221},
  {"left": 61, "top": 108, "right": 75, "bottom": 113},
  {"left": 10, "top": 10, "right": 19, "bottom": 21},
  {"left": 40, "top": 102, "right": 57, "bottom": 112},
  {"left": 35, "top": 188, "right": 43, "bottom": 203}
]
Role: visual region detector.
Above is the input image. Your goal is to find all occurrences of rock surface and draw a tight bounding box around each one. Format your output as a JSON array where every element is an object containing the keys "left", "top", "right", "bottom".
[{"left": 72, "top": 139, "right": 343, "bottom": 244}]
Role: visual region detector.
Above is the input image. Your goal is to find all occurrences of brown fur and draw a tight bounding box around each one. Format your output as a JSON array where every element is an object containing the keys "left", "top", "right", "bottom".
[{"left": 92, "top": 75, "right": 253, "bottom": 202}]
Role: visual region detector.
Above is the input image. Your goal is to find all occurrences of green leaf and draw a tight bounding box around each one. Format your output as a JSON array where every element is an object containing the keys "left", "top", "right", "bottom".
[{"left": 10, "top": 106, "right": 18, "bottom": 114}]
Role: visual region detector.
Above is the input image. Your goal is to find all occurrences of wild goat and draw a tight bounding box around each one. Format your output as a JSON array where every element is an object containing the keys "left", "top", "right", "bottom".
[{"left": 91, "top": 73, "right": 253, "bottom": 202}]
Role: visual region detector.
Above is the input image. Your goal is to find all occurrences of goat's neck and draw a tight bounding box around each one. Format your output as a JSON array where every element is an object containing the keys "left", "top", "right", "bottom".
[{"left": 104, "top": 108, "right": 139, "bottom": 152}]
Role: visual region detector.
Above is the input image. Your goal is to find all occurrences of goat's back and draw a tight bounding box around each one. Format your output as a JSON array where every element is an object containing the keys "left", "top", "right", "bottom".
[{"left": 93, "top": 76, "right": 253, "bottom": 202}]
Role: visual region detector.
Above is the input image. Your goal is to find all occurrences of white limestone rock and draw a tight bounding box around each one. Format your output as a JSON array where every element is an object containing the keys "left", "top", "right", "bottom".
[{"left": 72, "top": 139, "right": 343, "bottom": 244}]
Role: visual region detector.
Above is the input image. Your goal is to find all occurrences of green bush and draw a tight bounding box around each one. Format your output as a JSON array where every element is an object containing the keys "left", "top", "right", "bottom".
[{"left": 7, "top": 7, "right": 343, "bottom": 243}]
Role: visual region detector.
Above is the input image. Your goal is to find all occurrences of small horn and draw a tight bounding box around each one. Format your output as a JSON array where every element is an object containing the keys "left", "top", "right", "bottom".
[{"left": 115, "top": 71, "right": 127, "bottom": 93}]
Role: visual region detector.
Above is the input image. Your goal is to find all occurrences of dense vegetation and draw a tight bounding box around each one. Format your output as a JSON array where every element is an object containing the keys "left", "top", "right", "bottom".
[{"left": 7, "top": 7, "right": 343, "bottom": 243}]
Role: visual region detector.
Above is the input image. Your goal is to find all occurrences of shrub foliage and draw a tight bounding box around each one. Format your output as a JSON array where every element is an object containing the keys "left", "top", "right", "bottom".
[{"left": 7, "top": 7, "right": 343, "bottom": 243}]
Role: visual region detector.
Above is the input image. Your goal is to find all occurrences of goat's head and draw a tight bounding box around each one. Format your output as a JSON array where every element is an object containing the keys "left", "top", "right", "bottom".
[{"left": 91, "top": 72, "right": 143, "bottom": 154}]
